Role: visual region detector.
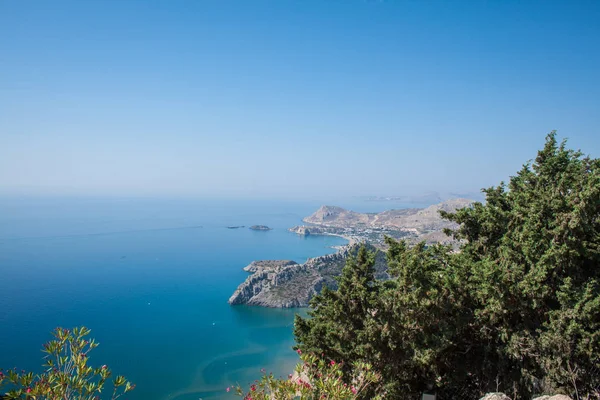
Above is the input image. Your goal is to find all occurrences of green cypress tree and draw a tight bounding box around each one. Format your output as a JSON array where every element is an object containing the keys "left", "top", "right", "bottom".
[
  {"left": 294, "top": 133, "right": 600, "bottom": 399},
  {"left": 294, "top": 246, "right": 380, "bottom": 372},
  {"left": 442, "top": 132, "right": 600, "bottom": 397},
  {"left": 373, "top": 239, "right": 481, "bottom": 399}
]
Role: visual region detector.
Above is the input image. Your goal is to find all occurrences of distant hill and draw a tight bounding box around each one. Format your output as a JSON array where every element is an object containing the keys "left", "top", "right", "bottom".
[{"left": 303, "top": 198, "right": 472, "bottom": 234}]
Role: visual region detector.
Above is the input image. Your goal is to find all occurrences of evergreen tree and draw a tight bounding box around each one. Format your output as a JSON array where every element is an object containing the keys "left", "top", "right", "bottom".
[
  {"left": 442, "top": 132, "right": 600, "bottom": 397},
  {"left": 371, "top": 240, "right": 483, "bottom": 398},
  {"left": 293, "top": 133, "right": 600, "bottom": 399},
  {"left": 294, "top": 246, "right": 380, "bottom": 373}
]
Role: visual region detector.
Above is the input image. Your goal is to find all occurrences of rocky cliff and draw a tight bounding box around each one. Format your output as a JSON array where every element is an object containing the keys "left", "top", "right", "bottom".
[
  {"left": 243, "top": 260, "right": 298, "bottom": 273},
  {"left": 228, "top": 244, "right": 388, "bottom": 308}
]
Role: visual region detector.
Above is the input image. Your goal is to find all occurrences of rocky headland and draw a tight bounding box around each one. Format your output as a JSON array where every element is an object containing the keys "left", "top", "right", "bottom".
[{"left": 228, "top": 244, "right": 388, "bottom": 308}]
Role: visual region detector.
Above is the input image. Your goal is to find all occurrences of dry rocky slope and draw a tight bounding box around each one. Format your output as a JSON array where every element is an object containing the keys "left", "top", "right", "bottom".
[
  {"left": 229, "top": 199, "right": 472, "bottom": 307},
  {"left": 292, "top": 198, "right": 472, "bottom": 246},
  {"left": 305, "top": 198, "right": 470, "bottom": 229},
  {"left": 228, "top": 244, "right": 388, "bottom": 307}
]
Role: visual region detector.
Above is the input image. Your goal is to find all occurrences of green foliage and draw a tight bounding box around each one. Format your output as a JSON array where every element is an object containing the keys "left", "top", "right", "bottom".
[
  {"left": 374, "top": 240, "right": 482, "bottom": 398},
  {"left": 294, "top": 247, "right": 380, "bottom": 377},
  {"left": 294, "top": 133, "right": 600, "bottom": 399},
  {"left": 442, "top": 132, "right": 600, "bottom": 397},
  {"left": 0, "top": 327, "right": 134, "bottom": 400},
  {"left": 232, "top": 352, "right": 381, "bottom": 399}
]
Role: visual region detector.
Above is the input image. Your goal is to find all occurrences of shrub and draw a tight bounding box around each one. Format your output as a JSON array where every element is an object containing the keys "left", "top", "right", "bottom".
[
  {"left": 0, "top": 327, "right": 134, "bottom": 400},
  {"left": 232, "top": 352, "right": 382, "bottom": 399}
]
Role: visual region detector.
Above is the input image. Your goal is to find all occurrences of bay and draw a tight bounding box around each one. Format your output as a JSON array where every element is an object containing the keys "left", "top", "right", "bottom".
[
  {"left": 0, "top": 197, "right": 349, "bottom": 400},
  {"left": 0, "top": 196, "right": 431, "bottom": 399}
]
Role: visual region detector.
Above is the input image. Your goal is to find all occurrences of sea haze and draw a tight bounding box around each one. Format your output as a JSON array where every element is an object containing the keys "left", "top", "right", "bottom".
[{"left": 0, "top": 197, "right": 355, "bottom": 400}]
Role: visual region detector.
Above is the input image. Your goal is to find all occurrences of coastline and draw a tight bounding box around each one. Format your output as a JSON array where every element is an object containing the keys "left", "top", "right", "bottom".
[
  {"left": 228, "top": 198, "right": 474, "bottom": 309},
  {"left": 287, "top": 225, "right": 359, "bottom": 247},
  {"left": 228, "top": 237, "right": 387, "bottom": 308},
  {"left": 322, "top": 232, "right": 357, "bottom": 247},
  {"left": 317, "top": 231, "right": 357, "bottom": 246}
]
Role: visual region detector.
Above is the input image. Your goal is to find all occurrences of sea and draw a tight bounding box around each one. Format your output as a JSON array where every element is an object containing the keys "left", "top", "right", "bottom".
[{"left": 0, "top": 196, "right": 429, "bottom": 400}]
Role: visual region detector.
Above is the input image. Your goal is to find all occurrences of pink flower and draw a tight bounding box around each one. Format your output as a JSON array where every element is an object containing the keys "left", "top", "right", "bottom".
[
  {"left": 226, "top": 387, "right": 230, "bottom": 392},
  {"left": 26, "top": 388, "right": 32, "bottom": 394},
  {"left": 101, "top": 365, "right": 107, "bottom": 370},
  {"left": 351, "top": 386, "right": 357, "bottom": 394},
  {"left": 250, "top": 384, "right": 256, "bottom": 392},
  {"left": 330, "top": 360, "right": 336, "bottom": 366},
  {"left": 296, "top": 349, "right": 302, "bottom": 355}
]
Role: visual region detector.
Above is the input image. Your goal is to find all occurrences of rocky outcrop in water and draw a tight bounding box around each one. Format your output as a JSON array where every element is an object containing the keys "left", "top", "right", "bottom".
[
  {"left": 228, "top": 244, "right": 388, "bottom": 308},
  {"left": 249, "top": 225, "right": 272, "bottom": 231}
]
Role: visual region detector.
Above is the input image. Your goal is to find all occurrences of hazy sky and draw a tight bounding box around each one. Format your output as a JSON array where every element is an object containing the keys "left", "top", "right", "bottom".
[{"left": 1, "top": 1, "right": 599, "bottom": 199}]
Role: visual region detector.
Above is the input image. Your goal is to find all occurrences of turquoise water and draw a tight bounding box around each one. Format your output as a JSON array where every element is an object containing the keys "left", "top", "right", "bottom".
[
  {"left": 0, "top": 197, "right": 432, "bottom": 399},
  {"left": 0, "top": 197, "right": 353, "bottom": 400}
]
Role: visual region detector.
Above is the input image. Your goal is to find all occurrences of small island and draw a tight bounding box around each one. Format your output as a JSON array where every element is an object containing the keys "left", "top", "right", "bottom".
[{"left": 249, "top": 225, "right": 272, "bottom": 231}]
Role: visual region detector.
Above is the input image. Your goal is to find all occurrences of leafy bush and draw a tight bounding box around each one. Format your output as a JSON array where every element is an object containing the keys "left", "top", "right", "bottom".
[
  {"left": 231, "top": 352, "right": 382, "bottom": 399},
  {"left": 0, "top": 327, "right": 134, "bottom": 400}
]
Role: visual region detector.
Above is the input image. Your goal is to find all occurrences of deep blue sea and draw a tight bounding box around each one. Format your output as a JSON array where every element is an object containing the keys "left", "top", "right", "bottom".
[{"left": 0, "top": 197, "right": 428, "bottom": 400}]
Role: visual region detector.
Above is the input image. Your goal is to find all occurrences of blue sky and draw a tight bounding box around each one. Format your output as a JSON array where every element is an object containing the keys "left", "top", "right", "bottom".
[{"left": 1, "top": 0, "right": 599, "bottom": 199}]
